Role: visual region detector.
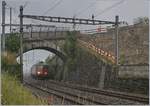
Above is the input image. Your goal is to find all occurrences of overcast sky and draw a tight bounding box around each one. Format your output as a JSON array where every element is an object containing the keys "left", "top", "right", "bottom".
[
  {"left": 1, "top": 0, "right": 149, "bottom": 28},
  {"left": 1, "top": 0, "right": 149, "bottom": 72}
]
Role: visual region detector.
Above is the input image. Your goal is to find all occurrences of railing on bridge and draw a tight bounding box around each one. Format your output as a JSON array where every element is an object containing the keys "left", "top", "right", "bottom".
[{"left": 78, "top": 40, "right": 116, "bottom": 64}]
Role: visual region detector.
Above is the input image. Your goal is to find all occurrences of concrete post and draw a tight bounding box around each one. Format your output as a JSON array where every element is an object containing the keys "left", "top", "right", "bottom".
[
  {"left": 10, "top": 7, "right": 12, "bottom": 33},
  {"left": 2, "top": 1, "right": 6, "bottom": 53},
  {"left": 115, "top": 15, "right": 119, "bottom": 65},
  {"left": 20, "top": 6, "right": 23, "bottom": 83}
]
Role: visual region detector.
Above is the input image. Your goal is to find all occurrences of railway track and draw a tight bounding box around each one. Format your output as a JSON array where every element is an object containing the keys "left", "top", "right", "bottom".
[
  {"left": 24, "top": 80, "right": 107, "bottom": 105},
  {"left": 23, "top": 76, "right": 149, "bottom": 105},
  {"left": 46, "top": 80, "right": 149, "bottom": 104}
]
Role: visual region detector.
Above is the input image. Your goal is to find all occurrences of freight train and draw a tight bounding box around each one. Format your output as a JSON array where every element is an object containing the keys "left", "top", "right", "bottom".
[{"left": 31, "top": 64, "right": 50, "bottom": 79}]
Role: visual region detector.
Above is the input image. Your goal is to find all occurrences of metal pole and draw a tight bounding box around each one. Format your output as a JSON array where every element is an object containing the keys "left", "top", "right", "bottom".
[
  {"left": 20, "top": 6, "right": 23, "bottom": 83},
  {"left": 10, "top": 7, "right": 12, "bottom": 33},
  {"left": 2, "top": 1, "right": 6, "bottom": 53},
  {"left": 115, "top": 15, "right": 119, "bottom": 65},
  {"left": 73, "top": 15, "right": 76, "bottom": 30}
]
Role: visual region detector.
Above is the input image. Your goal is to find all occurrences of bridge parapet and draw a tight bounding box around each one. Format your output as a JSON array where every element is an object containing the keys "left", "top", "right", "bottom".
[{"left": 23, "top": 31, "right": 84, "bottom": 42}]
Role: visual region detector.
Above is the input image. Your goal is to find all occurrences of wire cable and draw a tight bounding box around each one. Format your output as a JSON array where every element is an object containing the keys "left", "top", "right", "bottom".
[
  {"left": 12, "top": 7, "right": 18, "bottom": 24},
  {"left": 75, "top": 0, "right": 98, "bottom": 17},
  {"left": 43, "top": 0, "right": 63, "bottom": 15},
  {"left": 95, "top": 0, "right": 125, "bottom": 18},
  {"left": 42, "top": 0, "right": 57, "bottom": 14}
]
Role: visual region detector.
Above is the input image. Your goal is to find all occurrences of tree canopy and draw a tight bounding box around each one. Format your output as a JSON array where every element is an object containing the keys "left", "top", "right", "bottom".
[
  {"left": 5, "top": 33, "right": 20, "bottom": 53},
  {"left": 133, "top": 17, "right": 149, "bottom": 25}
]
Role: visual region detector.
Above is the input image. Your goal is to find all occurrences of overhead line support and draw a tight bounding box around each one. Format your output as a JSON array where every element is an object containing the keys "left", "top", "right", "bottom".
[
  {"left": 22, "top": 15, "right": 116, "bottom": 25},
  {"left": 2, "top": 1, "right": 6, "bottom": 53},
  {"left": 10, "top": 7, "right": 12, "bottom": 33},
  {"left": 4, "top": 23, "right": 56, "bottom": 28}
]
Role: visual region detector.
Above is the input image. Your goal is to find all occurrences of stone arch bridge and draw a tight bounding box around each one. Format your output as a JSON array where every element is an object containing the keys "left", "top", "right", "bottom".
[{"left": 8, "top": 25, "right": 116, "bottom": 64}]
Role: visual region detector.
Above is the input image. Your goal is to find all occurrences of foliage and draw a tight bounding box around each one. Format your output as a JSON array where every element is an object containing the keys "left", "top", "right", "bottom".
[
  {"left": 62, "top": 31, "right": 78, "bottom": 80},
  {"left": 1, "top": 73, "right": 47, "bottom": 105},
  {"left": 133, "top": 17, "right": 149, "bottom": 25},
  {"left": 2, "top": 33, "right": 21, "bottom": 78},
  {"left": 5, "top": 33, "right": 20, "bottom": 53},
  {"left": 45, "top": 55, "right": 64, "bottom": 81},
  {"left": 119, "top": 54, "right": 126, "bottom": 65},
  {"left": 63, "top": 31, "right": 77, "bottom": 58},
  {"left": 1, "top": 52, "right": 21, "bottom": 79},
  {"left": 45, "top": 31, "right": 79, "bottom": 81}
]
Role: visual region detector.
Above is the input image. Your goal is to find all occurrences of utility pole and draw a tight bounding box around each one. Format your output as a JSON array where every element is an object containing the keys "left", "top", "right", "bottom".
[
  {"left": 2, "top": 1, "right": 6, "bottom": 53},
  {"left": 115, "top": 15, "right": 119, "bottom": 65},
  {"left": 73, "top": 15, "right": 76, "bottom": 30},
  {"left": 20, "top": 6, "right": 23, "bottom": 83},
  {"left": 10, "top": 7, "right": 12, "bottom": 33}
]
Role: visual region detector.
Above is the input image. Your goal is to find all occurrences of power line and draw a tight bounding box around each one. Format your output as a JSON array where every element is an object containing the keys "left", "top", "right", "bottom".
[
  {"left": 42, "top": 0, "right": 57, "bottom": 15},
  {"left": 43, "top": 0, "right": 63, "bottom": 15},
  {"left": 95, "top": 0, "right": 125, "bottom": 18},
  {"left": 75, "top": 0, "right": 98, "bottom": 17},
  {"left": 11, "top": 7, "right": 18, "bottom": 24}
]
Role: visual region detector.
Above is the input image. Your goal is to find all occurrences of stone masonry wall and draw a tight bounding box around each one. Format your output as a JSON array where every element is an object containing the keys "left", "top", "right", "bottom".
[{"left": 81, "top": 24, "right": 149, "bottom": 65}]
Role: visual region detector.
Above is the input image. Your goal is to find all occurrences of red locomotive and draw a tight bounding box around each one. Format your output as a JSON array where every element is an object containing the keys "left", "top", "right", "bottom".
[{"left": 31, "top": 64, "right": 50, "bottom": 79}]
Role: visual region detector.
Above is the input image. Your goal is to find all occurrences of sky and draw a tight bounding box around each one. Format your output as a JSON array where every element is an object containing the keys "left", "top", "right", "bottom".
[
  {"left": 1, "top": 0, "right": 149, "bottom": 28},
  {"left": 1, "top": 0, "right": 149, "bottom": 73}
]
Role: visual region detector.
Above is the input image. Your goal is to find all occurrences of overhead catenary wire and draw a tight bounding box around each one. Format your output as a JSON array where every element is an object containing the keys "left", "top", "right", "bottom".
[
  {"left": 43, "top": 0, "right": 63, "bottom": 15},
  {"left": 75, "top": 0, "right": 98, "bottom": 17},
  {"left": 12, "top": 7, "right": 18, "bottom": 24},
  {"left": 42, "top": 0, "right": 57, "bottom": 15},
  {"left": 5, "top": 1, "right": 30, "bottom": 30},
  {"left": 95, "top": 0, "right": 125, "bottom": 18}
]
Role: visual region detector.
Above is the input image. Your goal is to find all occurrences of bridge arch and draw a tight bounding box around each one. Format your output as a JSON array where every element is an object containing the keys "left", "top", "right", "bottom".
[{"left": 18, "top": 47, "right": 66, "bottom": 62}]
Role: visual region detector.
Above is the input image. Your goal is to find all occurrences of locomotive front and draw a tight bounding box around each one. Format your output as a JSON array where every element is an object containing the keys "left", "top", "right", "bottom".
[{"left": 31, "top": 64, "right": 50, "bottom": 79}]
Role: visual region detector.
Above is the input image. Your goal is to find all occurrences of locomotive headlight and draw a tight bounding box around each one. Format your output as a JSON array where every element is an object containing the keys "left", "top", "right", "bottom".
[
  {"left": 44, "top": 72, "right": 48, "bottom": 75},
  {"left": 37, "top": 71, "right": 41, "bottom": 75}
]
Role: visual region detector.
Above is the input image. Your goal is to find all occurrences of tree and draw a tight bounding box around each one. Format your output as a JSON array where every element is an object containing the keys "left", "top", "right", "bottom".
[
  {"left": 5, "top": 33, "right": 20, "bottom": 53},
  {"left": 62, "top": 31, "right": 78, "bottom": 80},
  {"left": 133, "top": 17, "right": 149, "bottom": 25},
  {"left": 1, "top": 52, "right": 21, "bottom": 79}
]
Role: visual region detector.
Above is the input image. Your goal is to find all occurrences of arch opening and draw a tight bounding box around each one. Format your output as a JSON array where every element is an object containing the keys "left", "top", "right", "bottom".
[{"left": 16, "top": 47, "right": 66, "bottom": 77}]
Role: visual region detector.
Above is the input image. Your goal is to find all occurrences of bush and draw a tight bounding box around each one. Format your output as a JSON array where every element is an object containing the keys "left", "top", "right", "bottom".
[
  {"left": 5, "top": 33, "right": 20, "bottom": 53},
  {"left": 62, "top": 31, "right": 78, "bottom": 80},
  {"left": 1, "top": 73, "right": 47, "bottom": 105},
  {"left": 1, "top": 52, "right": 21, "bottom": 79}
]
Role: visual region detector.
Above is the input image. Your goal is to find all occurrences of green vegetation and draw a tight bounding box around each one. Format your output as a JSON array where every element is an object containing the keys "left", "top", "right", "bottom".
[
  {"left": 62, "top": 31, "right": 79, "bottom": 80},
  {"left": 1, "top": 73, "right": 47, "bottom": 105},
  {"left": 44, "top": 31, "right": 79, "bottom": 81},
  {"left": 45, "top": 55, "right": 64, "bottom": 81},
  {"left": 5, "top": 33, "right": 20, "bottom": 53},
  {"left": 1, "top": 52, "right": 21, "bottom": 79},
  {"left": 133, "top": 17, "right": 149, "bottom": 25},
  {"left": 2, "top": 33, "right": 21, "bottom": 78},
  {"left": 1, "top": 52, "right": 44, "bottom": 104},
  {"left": 119, "top": 54, "right": 126, "bottom": 65},
  {"left": 1, "top": 33, "right": 48, "bottom": 105}
]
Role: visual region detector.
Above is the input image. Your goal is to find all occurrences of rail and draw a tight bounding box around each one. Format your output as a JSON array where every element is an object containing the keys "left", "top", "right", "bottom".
[
  {"left": 47, "top": 80, "right": 149, "bottom": 104},
  {"left": 24, "top": 79, "right": 148, "bottom": 105},
  {"left": 24, "top": 80, "right": 107, "bottom": 105}
]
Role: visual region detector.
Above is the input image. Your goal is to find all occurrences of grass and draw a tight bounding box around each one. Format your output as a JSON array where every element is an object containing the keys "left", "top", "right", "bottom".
[{"left": 1, "top": 73, "right": 47, "bottom": 105}]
